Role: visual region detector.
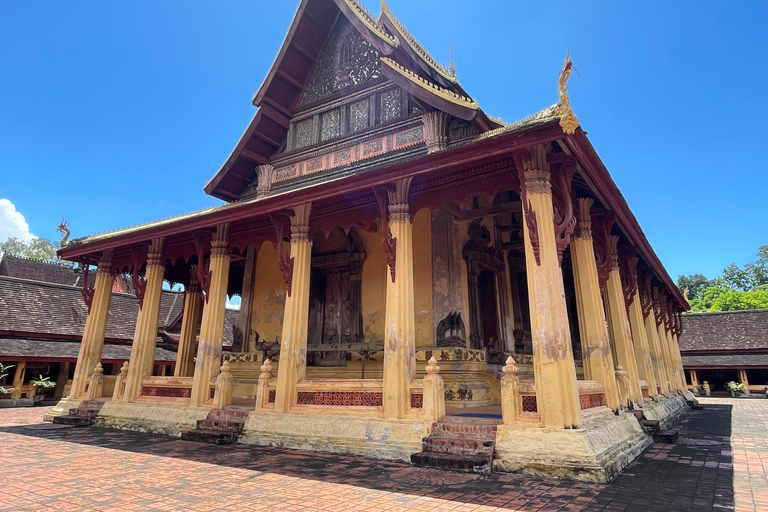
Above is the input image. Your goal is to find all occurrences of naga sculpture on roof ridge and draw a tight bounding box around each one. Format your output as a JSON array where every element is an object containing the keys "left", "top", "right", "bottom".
[{"left": 557, "top": 50, "right": 580, "bottom": 135}]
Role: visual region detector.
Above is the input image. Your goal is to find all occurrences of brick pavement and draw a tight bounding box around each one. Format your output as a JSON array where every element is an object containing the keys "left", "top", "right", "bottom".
[{"left": 0, "top": 398, "right": 763, "bottom": 511}]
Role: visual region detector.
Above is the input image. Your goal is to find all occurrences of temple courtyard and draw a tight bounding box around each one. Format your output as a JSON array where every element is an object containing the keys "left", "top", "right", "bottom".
[{"left": 0, "top": 398, "right": 763, "bottom": 512}]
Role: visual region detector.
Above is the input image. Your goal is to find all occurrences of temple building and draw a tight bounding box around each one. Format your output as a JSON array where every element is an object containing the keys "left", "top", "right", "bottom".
[
  {"left": 47, "top": 0, "right": 693, "bottom": 482},
  {"left": 680, "top": 309, "right": 768, "bottom": 394},
  {"left": 0, "top": 254, "right": 234, "bottom": 400}
]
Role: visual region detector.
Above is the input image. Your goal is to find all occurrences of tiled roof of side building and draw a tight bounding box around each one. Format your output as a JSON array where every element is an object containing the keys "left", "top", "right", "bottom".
[
  {"left": 0, "top": 254, "right": 82, "bottom": 286},
  {"left": 0, "top": 338, "right": 178, "bottom": 362},
  {"left": 679, "top": 309, "right": 768, "bottom": 353},
  {"left": 0, "top": 276, "right": 185, "bottom": 341}
]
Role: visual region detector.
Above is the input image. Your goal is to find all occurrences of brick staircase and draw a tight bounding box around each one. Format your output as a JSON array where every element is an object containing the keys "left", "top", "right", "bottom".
[
  {"left": 411, "top": 416, "right": 498, "bottom": 475},
  {"left": 180, "top": 407, "right": 250, "bottom": 445},
  {"left": 52, "top": 400, "right": 106, "bottom": 426}
]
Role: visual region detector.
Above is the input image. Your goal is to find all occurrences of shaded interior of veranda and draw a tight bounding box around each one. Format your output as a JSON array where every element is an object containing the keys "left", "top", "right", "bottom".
[{"left": 47, "top": 0, "right": 694, "bottom": 483}]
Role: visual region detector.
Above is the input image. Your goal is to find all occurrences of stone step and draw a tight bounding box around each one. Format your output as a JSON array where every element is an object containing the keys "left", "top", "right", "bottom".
[
  {"left": 430, "top": 422, "right": 497, "bottom": 439},
  {"left": 653, "top": 430, "right": 679, "bottom": 444},
  {"left": 639, "top": 419, "right": 660, "bottom": 435},
  {"left": 53, "top": 415, "right": 91, "bottom": 426},
  {"left": 196, "top": 419, "right": 245, "bottom": 432},
  {"left": 180, "top": 429, "right": 238, "bottom": 445},
  {"left": 631, "top": 409, "right": 644, "bottom": 421},
  {"left": 208, "top": 409, "right": 250, "bottom": 421},
  {"left": 411, "top": 451, "right": 492, "bottom": 475},
  {"left": 422, "top": 436, "right": 495, "bottom": 456},
  {"left": 686, "top": 400, "right": 704, "bottom": 410}
]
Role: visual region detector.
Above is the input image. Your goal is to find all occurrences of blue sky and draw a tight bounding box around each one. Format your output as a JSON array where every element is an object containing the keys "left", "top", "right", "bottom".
[{"left": 0, "top": 1, "right": 766, "bottom": 281}]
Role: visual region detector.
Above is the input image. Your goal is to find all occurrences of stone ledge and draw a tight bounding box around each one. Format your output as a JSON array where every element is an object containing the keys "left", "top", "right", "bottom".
[
  {"left": 91, "top": 401, "right": 210, "bottom": 437},
  {"left": 43, "top": 397, "right": 84, "bottom": 422},
  {"left": 493, "top": 407, "right": 652, "bottom": 483},
  {"left": 240, "top": 412, "right": 433, "bottom": 462},
  {"left": 641, "top": 395, "right": 688, "bottom": 430}
]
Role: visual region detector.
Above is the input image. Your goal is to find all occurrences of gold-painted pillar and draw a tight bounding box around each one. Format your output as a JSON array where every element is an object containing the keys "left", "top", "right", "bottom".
[
  {"left": 570, "top": 197, "right": 620, "bottom": 412},
  {"left": 622, "top": 254, "right": 658, "bottom": 402},
  {"left": 190, "top": 224, "right": 231, "bottom": 407},
  {"left": 653, "top": 289, "right": 676, "bottom": 394},
  {"left": 645, "top": 305, "right": 670, "bottom": 396},
  {"left": 12, "top": 362, "right": 26, "bottom": 389},
  {"left": 519, "top": 145, "right": 581, "bottom": 428},
  {"left": 122, "top": 238, "right": 166, "bottom": 402},
  {"left": 274, "top": 204, "right": 312, "bottom": 412},
  {"left": 174, "top": 265, "right": 201, "bottom": 377},
  {"left": 71, "top": 250, "right": 116, "bottom": 399},
  {"left": 670, "top": 329, "right": 686, "bottom": 392},
  {"left": 603, "top": 236, "right": 643, "bottom": 406},
  {"left": 738, "top": 369, "right": 749, "bottom": 388},
  {"left": 690, "top": 369, "right": 698, "bottom": 388},
  {"left": 382, "top": 179, "right": 417, "bottom": 419}
]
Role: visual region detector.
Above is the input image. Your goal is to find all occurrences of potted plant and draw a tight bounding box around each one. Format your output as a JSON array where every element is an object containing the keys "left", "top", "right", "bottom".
[
  {"left": 0, "top": 363, "right": 14, "bottom": 399},
  {"left": 726, "top": 381, "right": 745, "bottom": 397},
  {"left": 30, "top": 375, "right": 56, "bottom": 403}
]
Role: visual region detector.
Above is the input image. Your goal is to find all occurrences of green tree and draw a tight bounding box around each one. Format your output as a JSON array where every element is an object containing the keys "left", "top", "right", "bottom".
[
  {"left": 676, "top": 273, "right": 711, "bottom": 300},
  {"left": 722, "top": 244, "right": 768, "bottom": 291},
  {"left": 0, "top": 236, "right": 68, "bottom": 264}
]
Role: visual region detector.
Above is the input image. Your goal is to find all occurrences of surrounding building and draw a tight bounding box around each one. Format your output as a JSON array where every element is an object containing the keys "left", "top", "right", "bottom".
[
  {"left": 0, "top": 254, "right": 236, "bottom": 399},
  {"left": 680, "top": 309, "right": 768, "bottom": 394},
  {"left": 47, "top": 0, "right": 692, "bottom": 483}
]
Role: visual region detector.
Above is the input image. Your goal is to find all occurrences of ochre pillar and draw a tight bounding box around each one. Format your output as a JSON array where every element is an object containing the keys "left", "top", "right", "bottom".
[
  {"left": 190, "top": 224, "right": 231, "bottom": 407},
  {"left": 71, "top": 250, "right": 116, "bottom": 399},
  {"left": 122, "top": 238, "right": 166, "bottom": 402},
  {"left": 274, "top": 204, "right": 312, "bottom": 413},
  {"left": 738, "top": 369, "right": 749, "bottom": 388},
  {"left": 690, "top": 369, "right": 698, "bottom": 388},
  {"left": 519, "top": 145, "right": 581, "bottom": 429},
  {"left": 603, "top": 236, "right": 643, "bottom": 406},
  {"left": 570, "top": 197, "right": 620, "bottom": 412},
  {"left": 653, "top": 288, "right": 676, "bottom": 394},
  {"left": 672, "top": 332, "right": 687, "bottom": 390},
  {"left": 12, "top": 362, "right": 26, "bottom": 389},
  {"left": 382, "top": 179, "right": 417, "bottom": 419},
  {"left": 622, "top": 254, "right": 658, "bottom": 402},
  {"left": 174, "top": 265, "right": 201, "bottom": 377},
  {"left": 645, "top": 304, "right": 670, "bottom": 396}
]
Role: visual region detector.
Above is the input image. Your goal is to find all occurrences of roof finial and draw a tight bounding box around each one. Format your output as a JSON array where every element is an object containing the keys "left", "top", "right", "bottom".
[
  {"left": 449, "top": 41, "right": 456, "bottom": 77},
  {"left": 557, "top": 49, "right": 579, "bottom": 135},
  {"left": 381, "top": 0, "right": 388, "bottom": 14}
]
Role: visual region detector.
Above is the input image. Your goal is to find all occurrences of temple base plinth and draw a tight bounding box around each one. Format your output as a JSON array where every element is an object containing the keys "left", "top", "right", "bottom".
[
  {"left": 43, "top": 397, "right": 85, "bottom": 422},
  {"left": 493, "top": 407, "right": 652, "bottom": 483},
  {"left": 640, "top": 394, "right": 688, "bottom": 430},
  {"left": 239, "top": 412, "right": 432, "bottom": 462},
  {"left": 90, "top": 401, "right": 210, "bottom": 436}
]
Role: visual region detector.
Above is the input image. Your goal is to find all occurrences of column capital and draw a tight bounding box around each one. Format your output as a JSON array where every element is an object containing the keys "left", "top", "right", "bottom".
[
  {"left": 575, "top": 197, "right": 594, "bottom": 240},
  {"left": 521, "top": 144, "right": 551, "bottom": 194},
  {"left": 290, "top": 203, "right": 312, "bottom": 241},
  {"left": 96, "top": 249, "right": 114, "bottom": 275},
  {"left": 387, "top": 177, "right": 412, "bottom": 222},
  {"left": 211, "top": 223, "right": 230, "bottom": 258},
  {"left": 147, "top": 237, "right": 165, "bottom": 268}
]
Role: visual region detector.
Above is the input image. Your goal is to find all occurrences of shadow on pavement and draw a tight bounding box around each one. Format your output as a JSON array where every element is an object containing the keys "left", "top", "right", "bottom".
[{"left": 1, "top": 404, "right": 734, "bottom": 511}]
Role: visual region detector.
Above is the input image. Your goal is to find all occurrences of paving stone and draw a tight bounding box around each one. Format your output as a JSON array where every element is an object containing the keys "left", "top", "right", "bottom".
[{"left": 0, "top": 398, "right": 764, "bottom": 510}]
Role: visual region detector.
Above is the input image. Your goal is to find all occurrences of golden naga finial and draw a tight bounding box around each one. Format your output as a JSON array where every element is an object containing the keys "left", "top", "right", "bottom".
[
  {"left": 381, "top": 0, "right": 388, "bottom": 13},
  {"left": 57, "top": 217, "right": 70, "bottom": 248},
  {"left": 557, "top": 50, "right": 579, "bottom": 135},
  {"left": 449, "top": 41, "right": 456, "bottom": 77},
  {"left": 684, "top": 287, "right": 690, "bottom": 302}
]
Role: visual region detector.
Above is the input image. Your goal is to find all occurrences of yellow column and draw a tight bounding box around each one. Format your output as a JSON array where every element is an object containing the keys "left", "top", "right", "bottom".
[
  {"left": 603, "top": 236, "right": 643, "bottom": 406},
  {"left": 653, "top": 289, "right": 676, "bottom": 394},
  {"left": 12, "top": 362, "right": 26, "bottom": 389},
  {"left": 174, "top": 265, "right": 201, "bottom": 377},
  {"left": 670, "top": 330, "right": 687, "bottom": 391},
  {"left": 382, "top": 179, "right": 417, "bottom": 419},
  {"left": 274, "top": 204, "right": 312, "bottom": 412},
  {"left": 738, "top": 369, "right": 749, "bottom": 388},
  {"left": 690, "top": 369, "right": 698, "bottom": 388},
  {"left": 570, "top": 197, "right": 620, "bottom": 412},
  {"left": 519, "top": 145, "right": 580, "bottom": 429},
  {"left": 645, "top": 305, "right": 670, "bottom": 396},
  {"left": 71, "top": 250, "right": 115, "bottom": 399},
  {"left": 190, "top": 224, "right": 232, "bottom": 407},
  {"left": 122, "top": 238, "right": 166, "bottom": 402},
  {"left": 628, "top": 296, "right": 657, "bottom": 401}
]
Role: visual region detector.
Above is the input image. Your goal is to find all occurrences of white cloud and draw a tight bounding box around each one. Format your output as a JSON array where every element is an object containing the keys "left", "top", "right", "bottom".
[
  {"left": 0, "top": 198, "right": 34, "bottom": 242},
  {"left": 226, "top": 295, "right": 241, "bottom": 310}
]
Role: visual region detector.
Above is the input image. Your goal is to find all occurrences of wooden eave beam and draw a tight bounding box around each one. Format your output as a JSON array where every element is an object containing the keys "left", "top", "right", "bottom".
[
  {"left": 61, "top": 121, "right": 565, "bottom": 261},
  {"left": 276, "top": 69, "right": 304, "bottom": 92},
  {"left": 261, "top": 97, "right": 293, "bottom": 124},
  {"left": 446, "top": 202, "right": 522, "bottom": 220},
  {"left": 254, "top": 131, "right": 281, "bottom": 148},
  {"left": 240, "top": 148, "right": 269, "bottom": 165}
]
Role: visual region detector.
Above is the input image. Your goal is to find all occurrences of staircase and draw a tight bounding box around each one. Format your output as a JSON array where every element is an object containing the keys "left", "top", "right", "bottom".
[
  {"left": 180, "top": 407, "right": 250, "bottom": 445},
  {"left": 632, "top": 409, "right": 679, "bottom": 444},
  {"left": 411, "top": 416, "right": 498, "bottom": 475},
  {"left": 52, "top": 400, "right": 106, "bottom": 426}
]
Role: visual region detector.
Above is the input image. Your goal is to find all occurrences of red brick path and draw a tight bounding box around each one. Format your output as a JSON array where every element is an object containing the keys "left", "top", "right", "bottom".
[{"left": 0, "top": 398, "right": 763, "bottom": 511}]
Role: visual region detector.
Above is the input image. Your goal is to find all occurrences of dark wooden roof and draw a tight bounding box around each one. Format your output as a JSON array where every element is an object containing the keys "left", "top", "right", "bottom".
[
  {"left": 681, "top": 353, "right": 768, "bottom": 369},
  {"left": 679, "top": 309, "right": 768, "bottom": 353},
  {"left": 0, "top": 254, "right": 82, "bottom": 287},
  {"left": 0, "top": 276, "right": 185, "bottom": 341},
  {"left": 0, "top": 338, "right": 178, "bottom": 362}
]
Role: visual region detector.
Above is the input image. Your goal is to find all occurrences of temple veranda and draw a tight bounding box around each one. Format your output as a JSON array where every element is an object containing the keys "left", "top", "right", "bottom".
[{"left": 46, "top": 0, "right": 695, "bottom": 483}]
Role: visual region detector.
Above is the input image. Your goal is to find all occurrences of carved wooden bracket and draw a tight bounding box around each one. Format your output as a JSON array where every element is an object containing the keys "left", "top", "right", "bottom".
[
  {"left": 619, "top": 247, "right": 639, "bottom": 311},
  {"left": 373, "top": 187, "right": 397, "bottom": 282},
  {"left": 512, "top": 151, "right": 540, "bottom": 266},
  {"left": 638, "top": 271, "right": 654, "bottom": 319},
  {"left": 550, "top": 160, "right": 577, "bottom": 265},
  {"left": 674, "top": 310, "right": 683, "bottom": 337},
  {"left": 79, "top": 260, "right": 95, "bottom": 314},
  {"left": 128, "top": 245, "right": 148, "bottom": 309},
  {"left": 269, "top": 212, "right": 295, "bottom": 296},
  {"left": 591, "top": 211, "right": 615, "bottom": 287},
  {"left": 192, "top": 231, "right": 212, "bottom": 303}
]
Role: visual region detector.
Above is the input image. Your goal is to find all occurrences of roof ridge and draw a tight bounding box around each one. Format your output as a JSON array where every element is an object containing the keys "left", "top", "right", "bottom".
[
  {"left": 2, "top": 253, "right": 73, "bottom": 267},
  {"left": 0, "top": 274, "right": 135, "bottom": 297},
  {"left": 379, "top": 3, "right": 457, "bottom": 83},
  {"left": 684, "top": 308, "right": 768, "bottom": 317}
]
